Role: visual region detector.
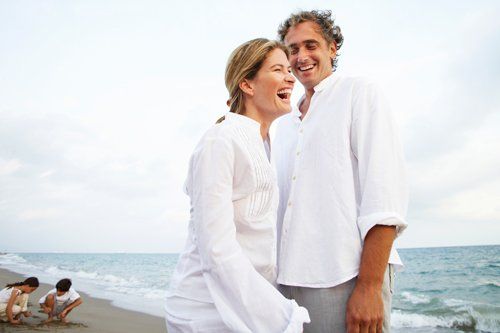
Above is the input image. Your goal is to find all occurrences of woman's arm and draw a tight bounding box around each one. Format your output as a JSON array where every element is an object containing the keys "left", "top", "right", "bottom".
[{"left": 6, "top": 289, "right": 20, "bottom": 324}]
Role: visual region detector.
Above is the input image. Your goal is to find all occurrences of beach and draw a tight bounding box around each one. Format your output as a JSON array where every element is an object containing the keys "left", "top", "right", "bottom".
[{"left": 0, "top": 268, "right": 166, "bottom": 333}]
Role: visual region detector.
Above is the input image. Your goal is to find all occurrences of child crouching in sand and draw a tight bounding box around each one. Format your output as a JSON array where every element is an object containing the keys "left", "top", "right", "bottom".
[
  {"left": 0, "top": 277, "right": 39, "bottom": 324},
  {"left": 39, "top": 278, "right": 82, "bottom": 323}
]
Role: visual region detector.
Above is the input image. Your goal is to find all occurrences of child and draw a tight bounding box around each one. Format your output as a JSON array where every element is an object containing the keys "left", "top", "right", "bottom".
[
  {"left": 39, "top": 278, "right": 82, "bottom": 323},
  {"left": 0, "top": 277, "right": 39, "bottom": 324}
]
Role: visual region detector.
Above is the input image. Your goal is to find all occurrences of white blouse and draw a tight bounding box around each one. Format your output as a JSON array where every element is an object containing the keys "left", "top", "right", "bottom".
[
  {"left": 0, "top": 287, "right": 21, "bottom": 304},
  {"left": 165, "top": 112, "right": 310, "bottom": 332}
]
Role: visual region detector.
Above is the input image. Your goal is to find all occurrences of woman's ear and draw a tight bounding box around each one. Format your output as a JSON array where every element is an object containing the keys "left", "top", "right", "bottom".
[{"left": 239, "top": 79, "right": 254, "bottom": 97}]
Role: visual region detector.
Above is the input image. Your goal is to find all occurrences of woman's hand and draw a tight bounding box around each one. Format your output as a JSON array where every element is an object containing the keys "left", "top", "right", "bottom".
[{"left": 10, "top": 319, "right": 21, "bottom": 325}]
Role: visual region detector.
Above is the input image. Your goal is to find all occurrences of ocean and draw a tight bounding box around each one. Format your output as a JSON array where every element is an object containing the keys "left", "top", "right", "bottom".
[{"left": 0, "top": 245, "right": 498, "bottom": 332}]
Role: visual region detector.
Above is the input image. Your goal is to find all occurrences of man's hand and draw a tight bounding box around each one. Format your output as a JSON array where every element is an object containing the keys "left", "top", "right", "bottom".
[
  {"left": 345, "top": 224, "right": 396, "bottom": 333},
  {"left": 23, "top": 311, "right": 32, "bottom": 318},
  {"left": 60, "top": 309, "right": 68, "bottom": 319},
  {"left": 10, "top": 319, "right": 21, "bottom": 325},
  {"left": 346, "top": 283, "right": 384, "bottom": 333}
]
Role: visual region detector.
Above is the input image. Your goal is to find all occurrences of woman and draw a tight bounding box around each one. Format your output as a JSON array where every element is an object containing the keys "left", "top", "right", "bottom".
[
  {"left": 165, "top": 38, "right": 310, "bottom": 332},
  {"left": 0, "top": 277, "right": 39, "bottom": 324}
]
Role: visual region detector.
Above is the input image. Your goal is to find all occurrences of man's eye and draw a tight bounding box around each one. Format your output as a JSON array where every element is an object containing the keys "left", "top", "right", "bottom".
[
  {"left": 306, "top": 44, "right": 317, "bottom": 50},
  {"left": 290, "top": 48, "right": 298, "bottom": 54}
]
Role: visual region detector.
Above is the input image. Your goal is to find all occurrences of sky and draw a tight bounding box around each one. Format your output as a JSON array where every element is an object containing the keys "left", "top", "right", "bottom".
[{"left": 0, "top": 0, "right": 499, "bottom": 253}]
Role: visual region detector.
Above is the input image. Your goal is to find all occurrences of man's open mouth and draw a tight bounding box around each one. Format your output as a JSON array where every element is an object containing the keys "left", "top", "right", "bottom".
[{"left": 298, "top": 64, "right": 315, "bottom": 72}]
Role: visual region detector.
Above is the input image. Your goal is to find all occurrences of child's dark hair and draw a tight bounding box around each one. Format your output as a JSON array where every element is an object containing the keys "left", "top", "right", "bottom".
[
  {"left": 6, "top": 276, "right": 39, "bottom": 288},
  {"left": 56, "top": 278, "right": 72, "bottom": 292}
]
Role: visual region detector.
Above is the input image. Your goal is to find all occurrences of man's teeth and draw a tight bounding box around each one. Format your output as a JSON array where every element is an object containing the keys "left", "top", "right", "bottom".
[{"left": 299, "top": 64, "right": 314, "bottom": 71}]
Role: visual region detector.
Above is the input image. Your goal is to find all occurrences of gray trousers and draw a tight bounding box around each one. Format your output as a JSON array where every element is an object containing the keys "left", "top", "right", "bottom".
[{"left": 279, "top": 265, "right": 394, "bottom": 333}]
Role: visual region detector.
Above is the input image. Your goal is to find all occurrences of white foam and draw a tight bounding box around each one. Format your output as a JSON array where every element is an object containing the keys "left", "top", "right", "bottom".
[
  {"left": 392, "top": 310, "right": 448, "bottom": 328},
  {"left": 0, "top": 253, "right": 27, "bottom": 264},
  {"left": 392, "top": 310, "right": 500, "bottom": 332},
  {"left": 401, "top": 291, "right": 431, "bottom": 304}
]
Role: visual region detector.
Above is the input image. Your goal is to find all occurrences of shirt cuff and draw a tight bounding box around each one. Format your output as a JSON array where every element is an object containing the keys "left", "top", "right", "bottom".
[
  {"left": 357, "top": 212, "right": 408, "bottom": 241},
  {"left": 283, "top": 300, "right": 310, "bottom": 333}
]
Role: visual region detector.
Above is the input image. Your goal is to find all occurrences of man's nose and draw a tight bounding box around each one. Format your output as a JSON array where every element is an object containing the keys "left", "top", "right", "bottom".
[{"left": 297, "top": 48, "right": 309, "bottom": 63}]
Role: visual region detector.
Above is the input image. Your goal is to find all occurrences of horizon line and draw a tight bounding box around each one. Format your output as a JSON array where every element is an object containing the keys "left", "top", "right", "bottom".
[{"left": 2, "top": 243, "right": 498, "bottom": 254}]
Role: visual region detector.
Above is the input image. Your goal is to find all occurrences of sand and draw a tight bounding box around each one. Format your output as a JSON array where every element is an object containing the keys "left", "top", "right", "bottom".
[{"left": 0, "top": 268, "right": 166, "bottom": 333}]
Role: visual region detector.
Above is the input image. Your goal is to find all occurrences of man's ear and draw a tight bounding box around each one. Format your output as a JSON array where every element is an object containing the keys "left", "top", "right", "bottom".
[
  {"left": 329, "top": 42, "right": 337, "bottom": 60},
  {"left": 239, "top": 79, "right": 254, "bottom": 97}
]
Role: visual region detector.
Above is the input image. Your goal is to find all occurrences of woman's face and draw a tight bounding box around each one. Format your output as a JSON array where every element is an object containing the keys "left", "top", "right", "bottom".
[
  {"left": 246, "top": 48, "right": 295, "bottom": 120},
  {"left": 22, "top": 286, "right": 38, "bottom": 294}
]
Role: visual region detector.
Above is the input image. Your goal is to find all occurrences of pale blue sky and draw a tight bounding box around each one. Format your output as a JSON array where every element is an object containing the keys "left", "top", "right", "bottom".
[{"left": 1, "top": 0, "right": 499, "bottom": 252}]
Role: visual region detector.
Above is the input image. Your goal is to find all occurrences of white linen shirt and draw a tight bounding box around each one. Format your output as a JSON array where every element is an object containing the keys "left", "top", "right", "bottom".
[
  {"left": 273, "top": 75, "right": 409, "bottom": 288},
  {"left": 165, "top": 112, "right": 309, "bottom": 332},
  {"left": 39, "top": 288, "right": 80, "bottom": 306}
]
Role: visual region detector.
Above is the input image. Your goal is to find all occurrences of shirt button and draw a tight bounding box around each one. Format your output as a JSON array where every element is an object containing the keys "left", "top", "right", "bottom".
[
  {"left": 292, "top": 176, "right": 296, "bottom": 180},
  {"left": 299, "top": 129, "right": 304, "bottom": 134},
  {"left": 287, "top": 201, "right": 292, "bottom": 206},
  {"left": 296, "top": 151, "right": 301, "bottom": 156}
]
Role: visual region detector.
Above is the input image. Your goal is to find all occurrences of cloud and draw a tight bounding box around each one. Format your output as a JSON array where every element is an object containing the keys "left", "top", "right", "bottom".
[
  {"left": 18, "top": 208, "right": 64, "bottom": 221},
  {"left": 1, "top": 0, "right": 499, "bottom": 252},
  {"left": 0, "top": 158, "right": 22, "bottom": 176}
]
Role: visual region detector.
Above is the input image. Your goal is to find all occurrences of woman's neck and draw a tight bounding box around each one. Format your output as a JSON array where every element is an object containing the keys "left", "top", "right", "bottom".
[{"left": 242, "top": 105, "right": 273, "bottom": 141}]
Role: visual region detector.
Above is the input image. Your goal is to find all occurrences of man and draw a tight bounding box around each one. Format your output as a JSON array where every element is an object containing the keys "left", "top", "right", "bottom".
[{"left": 273, "top": 10, "right": 409, "bottom": 333}]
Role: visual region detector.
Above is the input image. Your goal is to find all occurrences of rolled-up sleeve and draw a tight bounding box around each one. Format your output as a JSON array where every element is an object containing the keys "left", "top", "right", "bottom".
[
  {"left": 190, "top": 132, "right": 310, "bottom": 333},
  {"left": 351, "top": 80, "right": 409, "bottom": 241}
]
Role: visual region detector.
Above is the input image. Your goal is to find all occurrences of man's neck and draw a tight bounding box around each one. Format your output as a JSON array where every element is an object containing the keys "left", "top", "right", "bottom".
[
  {"left": 299, "top": 73, "right": 334, "bottom": 119},
  {"left": 299, "top": 88, "right": 315, "bottom": 120}
]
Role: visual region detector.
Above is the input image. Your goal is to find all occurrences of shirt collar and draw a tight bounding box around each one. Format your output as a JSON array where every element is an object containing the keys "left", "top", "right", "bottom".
[
  {"left": 313, "top": 73, "right": 339, "bottom": 93},
  {"left": 293, "top": 74, "right": 340, "bottom": 121},
  {"left": 225, "top": 112, "right": 261, "bottom": 131}
]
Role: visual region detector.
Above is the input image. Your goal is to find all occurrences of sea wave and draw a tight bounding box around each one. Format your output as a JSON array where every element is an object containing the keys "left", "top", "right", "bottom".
[
  {"left": 392, "top": 309, "right": 500, "bottom": 332},
  {"left": 401, "top": 291, "right": 431, "bottom": 304},
  {"left": 0, "top": 253, "right": 28, "bottom": 265}
]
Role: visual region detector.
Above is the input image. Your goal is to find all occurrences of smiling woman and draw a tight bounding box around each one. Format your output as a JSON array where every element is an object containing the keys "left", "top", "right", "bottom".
[{"left": 164, "top": 38, "right": 309, "bottom": 333}]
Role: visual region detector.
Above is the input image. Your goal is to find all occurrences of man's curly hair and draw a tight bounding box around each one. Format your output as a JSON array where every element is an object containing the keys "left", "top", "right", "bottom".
[{"left": 278, "top": 10, "right": 344, "bottom": 71}]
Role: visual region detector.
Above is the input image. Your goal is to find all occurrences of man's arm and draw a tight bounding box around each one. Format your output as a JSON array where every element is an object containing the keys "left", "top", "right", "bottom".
[
  {"left": 347, "top": 79, "right": 408, "bottom": 332},
  {"left": 346, "top": 225, "right": 396, "bottom": 333}
]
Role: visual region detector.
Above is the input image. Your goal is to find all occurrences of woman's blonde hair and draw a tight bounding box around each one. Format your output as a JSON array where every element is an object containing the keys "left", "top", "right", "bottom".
[{"left": 217, "top": 38, "right": 289, "bottom": 123}]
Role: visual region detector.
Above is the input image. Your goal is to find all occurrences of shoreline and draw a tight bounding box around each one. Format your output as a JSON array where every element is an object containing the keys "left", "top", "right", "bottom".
[{"left": 0, "top": 267, "right": 166, "bottom": 333}]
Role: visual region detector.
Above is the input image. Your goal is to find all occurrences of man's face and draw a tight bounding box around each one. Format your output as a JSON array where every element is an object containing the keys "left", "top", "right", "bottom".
[{"left": 284, "top": 21, "right": 336, "bottom": 91}]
